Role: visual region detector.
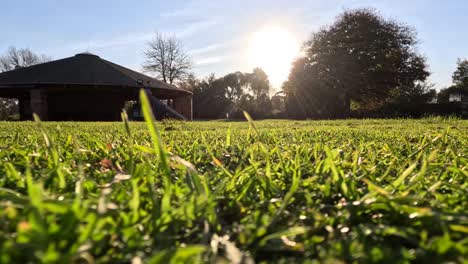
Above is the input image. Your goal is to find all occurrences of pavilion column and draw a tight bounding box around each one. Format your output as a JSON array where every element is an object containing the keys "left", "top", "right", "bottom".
[
  {"left": 30, "top": 88, "right": 48, "bottom": 120},
  {"left": 173, "top": 95, "right": 193, "bottom": 120},
  {"left": 18, "top": 98, "right": 27, "bottom": 121}
]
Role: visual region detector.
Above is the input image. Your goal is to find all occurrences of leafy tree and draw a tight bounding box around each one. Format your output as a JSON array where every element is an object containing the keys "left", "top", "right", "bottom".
[
  {"left": 246, "top": 68, "right": 272, "bottom": 118},
  {"left": 223, "top": 72, "right": 246, "bottom": 105},
  {"left": 0, "top": 47, "right": 51, "bottom": 120},
  {"left": 437, "top": 59, "right": 468, "bottom": 104},
  {"left": 452, "top": 58, "right": 468, "bottom": 88},
  {"left": 437, "top": 87, "right": 451, "bottom": 103},
  {"left": 284, "top": 8, "right": 429, "bottom": 118},
  {"left": 283, "top": 58, "right": 343, "bottom": 118},
  {"left": 185, "top": 68, "right": 273, "bottom": 119},
  {"left": 178, "top": 73, "right": 199, "bottom": 93},
  {"left": 189, "top": 74, "right": 229, "bottom": 119},
  {"left": 143, "top": 33, "right": 193, "bottom": 85},
  {"left": 432, "top": 58, "right": 468, "bottom": 114},
  {"left": 382, "top": 82, "right": 436, "bottom": 117},
  {"left": 271, "top": 91, "right": 286, "bottom": 117}
]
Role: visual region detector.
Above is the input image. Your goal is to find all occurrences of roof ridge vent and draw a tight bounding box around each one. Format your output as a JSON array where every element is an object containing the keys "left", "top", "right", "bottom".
[{"left": 75, "top": 52, "right": 99, "bottom": 57}]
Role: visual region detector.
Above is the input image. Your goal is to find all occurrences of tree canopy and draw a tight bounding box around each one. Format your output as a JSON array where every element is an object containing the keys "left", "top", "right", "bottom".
[
  {"left": 452, "top": 58, "right": 468, "bottom": 88},
  {"left": 437, "top": 58, "right": 468, "bottom": 104},
  {"left": 284, "top": 8, "right": 429, "bottom": 118},
  {"left": 182, "top": 69, "right": 273, "bottom": 119}
]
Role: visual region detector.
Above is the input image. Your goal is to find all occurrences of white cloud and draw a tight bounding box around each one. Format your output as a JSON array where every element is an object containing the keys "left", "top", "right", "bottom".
[
  {"left": 195, "top": 55, "right": 228, "bottom": 66},
  {"left": 160, "top": 8, "right": 194, "bottom": 19},
  {"left": 189, "top": 43, "right": 230, "bottom": 56},
  {"left": 63, "top": 17, "right": 217, "bottom": 56},
  {"left": 160, "top": 0, "right": 220, "bottom": 20},
  {"left": 175, "top": 20, "right": 218, "bottom": 39},
  {"left": 68, "top": 32, "right": 152, "bottom": 52}
]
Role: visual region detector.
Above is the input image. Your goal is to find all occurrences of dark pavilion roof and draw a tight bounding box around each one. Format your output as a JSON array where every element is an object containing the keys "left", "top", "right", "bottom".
[{"left": 0, "top": 52, "right": 190, "bottom": 95}]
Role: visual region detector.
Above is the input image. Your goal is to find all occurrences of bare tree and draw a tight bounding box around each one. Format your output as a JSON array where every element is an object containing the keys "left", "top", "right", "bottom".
[
  {"left": 0, "top": 47, "right": 51, "bottom": 72},
  {"left": 0, "top": 47, "right": 51, "bottom": 120},
  {"left": 143, "top": 33, "right": 192, "bottom": 85}
]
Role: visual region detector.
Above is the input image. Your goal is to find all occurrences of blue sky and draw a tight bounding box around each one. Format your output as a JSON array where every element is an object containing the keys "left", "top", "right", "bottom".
[{"left": 1, "top": 0, "right": 467, "bottom": 90}]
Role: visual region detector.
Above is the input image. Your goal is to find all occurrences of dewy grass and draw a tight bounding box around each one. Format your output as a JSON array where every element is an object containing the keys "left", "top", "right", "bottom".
[{"left": 0, "top": 116, "right": 467, "bottom": 263}]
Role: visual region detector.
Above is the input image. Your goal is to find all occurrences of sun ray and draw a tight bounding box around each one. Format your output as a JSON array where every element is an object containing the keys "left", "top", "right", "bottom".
[{"left": 247, "top": 26, "right": 300, "bottom": 88}]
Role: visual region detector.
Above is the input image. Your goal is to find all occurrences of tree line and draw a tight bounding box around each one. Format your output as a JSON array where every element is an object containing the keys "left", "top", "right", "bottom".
[
  {"left": 437, "top": 59, "right": 468, "bottom": 103},
  {"left": 142, "top": 8, "right": 467, "bottom": 119},
  {"left": 179, "top": 69, "right": 273, "bottom": 119},
  {"left": 1, "top": 8, "right": 467, "bottom": 120}
]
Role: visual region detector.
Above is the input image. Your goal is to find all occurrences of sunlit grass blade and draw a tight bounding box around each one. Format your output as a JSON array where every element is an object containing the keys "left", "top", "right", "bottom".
[
  {"left": 243, "top": 111, "right": 258, "bottom": 136},
  {"left": 0, "top": 118, "right": 466, "bottom": 262},
  {"left": 147, "top": 245, "right": 206, "bottom": 264},
  {"left": 139, "top": 89, "right": 170, "bottom": 177},
  {"left": 391, "top": 162, "right": 418, "bottom": 189}
]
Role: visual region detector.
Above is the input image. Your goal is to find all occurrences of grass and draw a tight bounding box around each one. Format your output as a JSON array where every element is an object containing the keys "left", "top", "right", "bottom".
[{"left": 0, "top": 103, "right": 467, "bottom": 262}]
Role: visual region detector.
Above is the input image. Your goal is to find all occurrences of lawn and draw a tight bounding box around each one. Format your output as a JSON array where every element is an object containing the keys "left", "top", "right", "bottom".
[{"left": 0, "top": 115, "right": 467, "bottom": 263}]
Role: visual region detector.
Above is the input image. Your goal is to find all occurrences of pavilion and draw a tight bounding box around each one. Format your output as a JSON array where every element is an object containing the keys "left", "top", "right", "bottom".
[{"left": 0, "top": 53, "right": 192, "bottom": 121}]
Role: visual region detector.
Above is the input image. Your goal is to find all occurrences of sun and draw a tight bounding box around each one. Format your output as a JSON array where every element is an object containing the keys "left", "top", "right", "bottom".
[{"left": 247, "top": 26, "right": 300, "bottom": 88}]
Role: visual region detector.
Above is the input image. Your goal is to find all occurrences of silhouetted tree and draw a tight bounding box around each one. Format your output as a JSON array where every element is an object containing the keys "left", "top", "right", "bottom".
[
  {"left": 436, "top": 59, "right": 468, "bottom": 106},
  {"left": 380, "top": 82, "right": 436, "bottom": 117},
  {"left": 246, "top": 68, "right": 272, "bottom": 118},
  {"left": 437, "top": 87, "right": 451, "bottom": 103},
  {"left": 190, "top": 74, "right": 229, "bottom": 119},
  {"left": 284, "top": 8, "right": 429, "bottom": 118},
  {"left": 178, "top": 73, "right": 199, "bottom": 92},
  {"left": 283, "top": 58, "right": 342, "bottom": 118},
  {"left": 452, "top": 59, "right": 468, "bottom": 88},
  {"left": 143, "top": 33, "right": 192, "bottom": 85},
  {"left": 0, "top": 47, "right": 51, "bottom": 120},
  {"left": 186, "top": 68, "right": 273, "bottom": 119},
  {"left": 223, "top": 72, "right": 246, "bottom": 104},
  {"left": 0, "top": 47, "right": 51, "bottom": 71},
  {"left": 271, "top": 91, "right": 286, "bottom": 117}
]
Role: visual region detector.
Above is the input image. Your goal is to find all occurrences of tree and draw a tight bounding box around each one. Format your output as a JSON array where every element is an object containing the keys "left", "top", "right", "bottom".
[
  {"left": 435, "top": 58, "right": 468, "bottom": 107},
  {"left": 381, "top": 82, "right": 436, "bottom": 117},
  {"left": 0, "top": 47, "right": 51, "bottom": 72},
  {"left": 0, "top": 47, "right": 51, "bottom": 120},
  {"left": 437, "top": 59, "right": 468, "bottom": 104},
  {"left": 245, "top": 68, "right": 272, "bottom": 118},
  {"left": 185, "top": 68, "right": 273, "bottom": 119},
  {"left": 189, "top": 73, "right": 243, "bottom": 119},
  {"left": 143, "top": 33, "right": 192, "bottom": 85},
  {"left": 271, "top": 91, "right": 286, "bottom": 117},
  {"left": 178, "top": 73, "right": 199, "bottom": 93},
  {"left": 437, "top": 87, "right": 451, "bottom": 103},
  {"left": 223, "top": 72, "right": 246, "bottom": 104},
  {"left": 283, "top": 58, "right": 341, "bottom": 118},
  {"left": 452, "top": 58, "right": 468, "bottom": 88},
  {"left": 284, "top": 8, "right": 429, "bottom": 118},
  {"left": 189, "top": 74, "right": 229, "bottom": 119}
]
